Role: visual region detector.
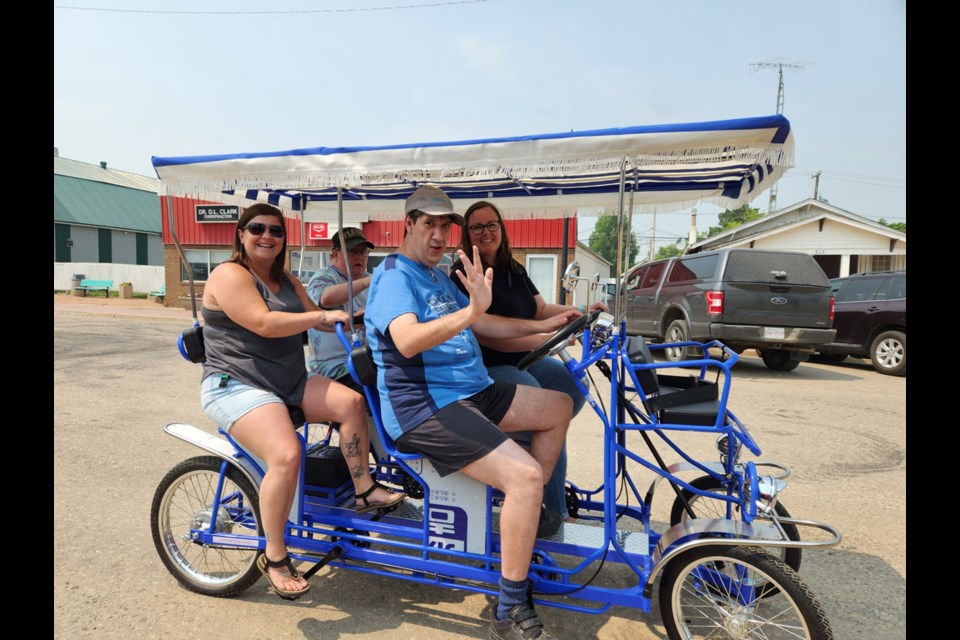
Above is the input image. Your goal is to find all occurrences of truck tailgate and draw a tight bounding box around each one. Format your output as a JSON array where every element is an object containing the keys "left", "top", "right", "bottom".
[
  {"left": 721, "top": 251, "right": 832, "bottom": 329},
  {"left": 722, "top": 283, "right": 833, "bottom": 328}
]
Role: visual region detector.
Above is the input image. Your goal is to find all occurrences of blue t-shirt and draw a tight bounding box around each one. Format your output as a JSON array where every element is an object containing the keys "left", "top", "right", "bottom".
[{"left": 365, "top": 253, "right": 492, "bottom": 440}]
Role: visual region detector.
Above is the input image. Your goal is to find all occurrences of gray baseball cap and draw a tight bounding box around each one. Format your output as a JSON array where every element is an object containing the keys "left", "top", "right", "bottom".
[{"left": 404, "top": 186, "right": 465, "bottom": 226}]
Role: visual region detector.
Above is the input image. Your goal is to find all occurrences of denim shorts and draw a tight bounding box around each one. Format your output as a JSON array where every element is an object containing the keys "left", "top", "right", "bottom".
[{"left": 200, "top": 374, "right": 284, "bottom": 433}]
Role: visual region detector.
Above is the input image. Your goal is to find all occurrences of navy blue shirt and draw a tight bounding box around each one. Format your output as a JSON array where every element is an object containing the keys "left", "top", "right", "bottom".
[{"left": 451, "top": 259, "right": 539, "bottom": 368}]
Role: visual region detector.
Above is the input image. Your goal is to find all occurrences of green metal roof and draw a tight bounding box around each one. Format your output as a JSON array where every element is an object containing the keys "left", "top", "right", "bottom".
[{"left": 54, "top": 174, "right": 161, "bottom": 233}]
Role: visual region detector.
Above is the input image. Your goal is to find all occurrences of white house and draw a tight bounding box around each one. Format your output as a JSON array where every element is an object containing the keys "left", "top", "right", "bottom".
[{"left": 688, "top": 199, "right": 906, "bottom": 278}]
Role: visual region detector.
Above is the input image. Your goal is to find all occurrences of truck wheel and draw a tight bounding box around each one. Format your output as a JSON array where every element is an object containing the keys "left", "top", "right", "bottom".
[
  {"left": 758, "top": 348, "right": 801, "bottom": 371},
  {"left": 663, "top": 319, "right": 690, "bottom": 362},
  {"left": 870, "top": 330, "right": 906, "bottom": 376}
]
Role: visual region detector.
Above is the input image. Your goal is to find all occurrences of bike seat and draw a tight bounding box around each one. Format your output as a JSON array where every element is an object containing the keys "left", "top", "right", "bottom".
[
  {"left": 347, "top": 345, "right": 422, "bottom": 462},
  {"left": 625, "top": 336, "right": 724, "bottom": 427}
]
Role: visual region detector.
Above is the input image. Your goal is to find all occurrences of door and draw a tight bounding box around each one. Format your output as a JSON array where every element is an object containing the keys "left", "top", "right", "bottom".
[
  {"left": 624, "top": 260, "right": 668, "bottom": 336},
  {"left": 831, "top": 276, "right": 887, "bottom": 345}
]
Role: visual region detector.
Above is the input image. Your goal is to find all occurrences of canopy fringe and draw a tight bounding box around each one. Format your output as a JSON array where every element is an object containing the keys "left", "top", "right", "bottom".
[{"left": 158, "top": 144, "right": 793, "bottom": 198}]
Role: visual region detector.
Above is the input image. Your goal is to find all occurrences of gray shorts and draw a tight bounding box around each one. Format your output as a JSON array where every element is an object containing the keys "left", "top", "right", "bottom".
[{"left": 395, "top": 382, "right": 517, "bottom": 477}]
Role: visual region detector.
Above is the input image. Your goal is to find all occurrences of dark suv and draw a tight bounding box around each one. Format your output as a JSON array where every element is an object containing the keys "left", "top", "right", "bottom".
[{"left": 812, "top": 271, "right": 906, "bottom": 376}]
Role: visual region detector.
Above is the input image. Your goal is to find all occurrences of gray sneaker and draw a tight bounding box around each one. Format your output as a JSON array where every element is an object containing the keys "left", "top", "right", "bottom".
[
  {"left": 489, "top": 603, "right": 558, "bottom": 640},
  {"left": 537, "top": 506, "right": 562, "bottom": 538}
]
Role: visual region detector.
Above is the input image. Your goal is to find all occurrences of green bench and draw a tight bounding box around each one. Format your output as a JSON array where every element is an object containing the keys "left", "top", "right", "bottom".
[
  {"left": 74, "top": 279, "right": 113, "bottom": 297},
  {"left": 149, "top": 285, "right": 166, "bottom": 302}
]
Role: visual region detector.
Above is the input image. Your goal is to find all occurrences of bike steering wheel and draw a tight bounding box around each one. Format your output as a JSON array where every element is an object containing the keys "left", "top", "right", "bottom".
[{"left": 516, "top": 309, "right": 601, "bottom": 371}]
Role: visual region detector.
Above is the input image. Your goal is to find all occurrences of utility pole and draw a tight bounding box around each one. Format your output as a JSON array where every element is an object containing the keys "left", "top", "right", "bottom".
[
  {"left": 811, "top": 170, "right": 821, "bottom": 200},
  {"left": 650, "top": 209, "right": 657, "bottom": 261},
  {"left": 751, "top": 60, "right": 806, "bottom": 213}
]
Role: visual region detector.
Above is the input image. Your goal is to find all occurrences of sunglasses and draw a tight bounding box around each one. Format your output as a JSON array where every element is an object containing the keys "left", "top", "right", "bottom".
[
  {"left": 467, "top": 220, "right": 501, "bottom": 235},
  {"left": 243, "top": 222, "right": 286, "bottom": 237}
]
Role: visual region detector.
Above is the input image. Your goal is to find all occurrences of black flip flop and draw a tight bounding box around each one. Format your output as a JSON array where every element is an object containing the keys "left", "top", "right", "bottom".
[
  {"left": 256, "top": 553, "right": 310, "bottom": 600},
  {"left": 355, "top": 481, "right": 406, "bottom": 514}
]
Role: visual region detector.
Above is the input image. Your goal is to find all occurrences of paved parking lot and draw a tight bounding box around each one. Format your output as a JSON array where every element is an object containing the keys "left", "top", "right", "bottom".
[{"left": 54, "top": 297, "right": 906, "bottom": 639}]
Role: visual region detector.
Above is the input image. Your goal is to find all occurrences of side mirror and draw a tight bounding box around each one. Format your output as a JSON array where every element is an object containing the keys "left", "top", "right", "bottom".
[
  {"left": 562, "top": 261, "right": 581, "bottom": 292},
  {"left": 591, "top": 272, "right": 601, "bottom": 290}
]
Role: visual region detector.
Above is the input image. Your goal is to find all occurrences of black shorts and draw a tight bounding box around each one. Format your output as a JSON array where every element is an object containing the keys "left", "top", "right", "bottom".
[{"left": 395, "top": 382, "right": 517, "bottom": 477}]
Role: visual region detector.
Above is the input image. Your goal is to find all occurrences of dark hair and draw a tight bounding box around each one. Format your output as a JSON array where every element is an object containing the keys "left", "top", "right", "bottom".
[
  {"left": 229, "top": 203, "right": 287, "bottom": 281},
  {"left": 460, "top": 201, "right": 516, "bottom": 270},
  {"left": 403, "top": 209, "right": 426, "bottom": 238}
]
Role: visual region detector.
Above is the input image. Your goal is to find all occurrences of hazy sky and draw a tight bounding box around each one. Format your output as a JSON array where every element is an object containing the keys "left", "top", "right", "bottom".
[{"left": 54, "top": 0, "right": 906, "bottom": 252}]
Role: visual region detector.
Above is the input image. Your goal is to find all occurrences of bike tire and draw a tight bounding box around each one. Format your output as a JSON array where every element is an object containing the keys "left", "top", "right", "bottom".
[
  {"left": 659, "top": 544, "right": 833, "bottom": 640},
  {"left": 150, "top": 456, "right": 263, "bottom": 597}
]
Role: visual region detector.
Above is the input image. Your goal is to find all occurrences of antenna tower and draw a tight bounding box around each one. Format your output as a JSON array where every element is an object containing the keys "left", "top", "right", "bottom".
[{"left": 751, "top": 60, "right": 806, "bottom": 212}]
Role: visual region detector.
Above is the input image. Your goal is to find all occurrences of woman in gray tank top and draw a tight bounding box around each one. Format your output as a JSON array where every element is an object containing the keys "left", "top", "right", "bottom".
[{"left": 199, "top": 204, "right": 405, "bottom": 600}]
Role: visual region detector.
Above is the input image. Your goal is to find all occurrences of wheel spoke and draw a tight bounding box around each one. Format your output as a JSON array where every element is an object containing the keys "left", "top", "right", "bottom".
[
  {"left": 152, "top": 459, "right": 263, "bottom": 596},
  {"left": 663, "top": 547, "right": 827, "bottom": 639}
]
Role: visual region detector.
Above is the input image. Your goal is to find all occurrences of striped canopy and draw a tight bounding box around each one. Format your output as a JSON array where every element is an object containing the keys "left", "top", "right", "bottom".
[{"left": 151, "top": 114, "right": 793, "bottom": 221}]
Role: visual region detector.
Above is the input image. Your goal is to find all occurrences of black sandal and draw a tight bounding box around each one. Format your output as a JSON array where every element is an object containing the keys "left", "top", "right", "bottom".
[
  {"left": 256, "top": 553, "right": 310, "bottom": 600},
  {"left": 355, "top": 481, "right": 406, "bottom": 514}
]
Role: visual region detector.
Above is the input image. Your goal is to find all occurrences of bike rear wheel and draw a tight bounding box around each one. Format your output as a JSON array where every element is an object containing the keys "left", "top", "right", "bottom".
[
  {"left": 659, "top": 545, "right": 832, "bottom": 640},
  {"left": 151, "top": 456, "right": 263, "bottom": 597}
]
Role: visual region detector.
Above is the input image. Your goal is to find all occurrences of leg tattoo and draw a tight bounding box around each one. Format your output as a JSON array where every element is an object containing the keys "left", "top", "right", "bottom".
[{"left": 345, "top": 432, "right": 362, "bottom": 458}]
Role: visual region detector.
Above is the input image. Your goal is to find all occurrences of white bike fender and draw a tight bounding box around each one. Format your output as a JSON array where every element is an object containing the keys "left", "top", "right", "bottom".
[{"left": 163, "top": 423, "right": 262, "bottom": 489}]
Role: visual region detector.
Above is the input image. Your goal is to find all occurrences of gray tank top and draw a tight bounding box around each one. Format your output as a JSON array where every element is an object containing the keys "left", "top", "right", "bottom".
[{"left": 201, "top": 271, "right": 307, "bottom": 406}]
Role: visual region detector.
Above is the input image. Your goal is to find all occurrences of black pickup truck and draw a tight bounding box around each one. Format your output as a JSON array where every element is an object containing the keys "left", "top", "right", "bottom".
[{"left": 620, "top": 248, "right": 836, "bottom": 371}]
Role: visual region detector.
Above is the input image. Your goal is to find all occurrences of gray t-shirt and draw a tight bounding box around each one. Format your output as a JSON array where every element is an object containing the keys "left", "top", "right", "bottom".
[
  {"left": 306, "top": 264, "right": 370, "bottom": 379},
  {"left": 201, "top": 271, "right": 307, "bottom": 406}
]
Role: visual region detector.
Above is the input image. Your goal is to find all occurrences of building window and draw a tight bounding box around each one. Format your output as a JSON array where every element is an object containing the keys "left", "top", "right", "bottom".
[
  {"left": 181, "top": 249, "right": 232, "bottom": 282},
  {"left": 526, "top": 254, "right": 558, "bottom": 304},
  {"left": 290, "top": 250, "right": 330, "bottom": 284},
  {"left": 870, "top": 255, "right": 892, "bottom": 272}
]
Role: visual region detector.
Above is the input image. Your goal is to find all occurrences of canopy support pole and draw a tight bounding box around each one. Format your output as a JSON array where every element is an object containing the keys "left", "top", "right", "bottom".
[
  {"left": 559, "top": 216, "right": 569, "bottom": 305},
  {"left": 166, "top": 196, "right": 200, "bottom": 322},
  {"left": 613, "top": 159, "right": 627, "bottom": 324},
  {"left": 298, "top": 201, "right": 306, "bottom": 281},
  {"left": 336, "top": 187, "right": 361, "bottom": 342}
]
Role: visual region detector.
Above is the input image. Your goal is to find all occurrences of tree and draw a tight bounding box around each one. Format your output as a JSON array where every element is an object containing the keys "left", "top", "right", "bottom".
[
  {"left": 655, "top": 243, "right": 684, "bottom": 260},
  {"left": 698, "top": 204, "right": 764, "bottom": 240},
  {"left": 878, "top": 218, "right": 906, "bottom": 233},
  {"left": 588, "top": 215, "right": 639, "bottom": 268}
]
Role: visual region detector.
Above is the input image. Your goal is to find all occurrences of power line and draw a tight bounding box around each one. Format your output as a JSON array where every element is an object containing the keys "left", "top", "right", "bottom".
[
  {"left": 820, "top": 171, "right": 905, "bottom": 188},
  {"left": 54, "top": 1, "right": 489, "bottom": 15}
]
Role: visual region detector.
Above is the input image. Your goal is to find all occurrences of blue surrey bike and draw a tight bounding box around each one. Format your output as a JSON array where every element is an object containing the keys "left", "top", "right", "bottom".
[
  {"left": 150, "top": 279, "right": 841, "bottom": 640},
  {"left": 149, "top": 113, "right": 841, "bottom": 639}
]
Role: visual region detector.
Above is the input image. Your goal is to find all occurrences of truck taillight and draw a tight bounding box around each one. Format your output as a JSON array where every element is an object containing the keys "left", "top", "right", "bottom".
[
  {"left": 706, "top": 291, "right": 724, "bottom": 315},
  {"left": 830, "top": 296, "right": 835, "bottom": 321}
]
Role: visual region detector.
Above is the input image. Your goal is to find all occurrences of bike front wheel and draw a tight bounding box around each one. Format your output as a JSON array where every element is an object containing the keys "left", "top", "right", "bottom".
[
  {"left": 150, "top": 456, "right": 263, "bottom": 597},
  {"left": 659, "top": 545, "right": 832, "bottom": 640},
  {"left": 669, "top": 474, "right": 802, "bottom": 580}
]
